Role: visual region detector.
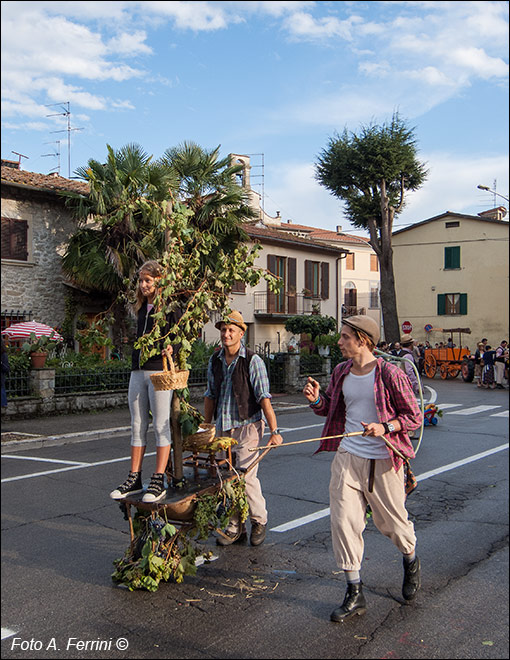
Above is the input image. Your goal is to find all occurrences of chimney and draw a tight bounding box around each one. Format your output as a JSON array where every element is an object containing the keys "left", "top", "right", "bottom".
[
  {"left": 1, "top": 159, "right": 20, "bottom": 169},
  {"left": 336, "top": 225, "right": 343, "bottom": 234},
  {"left": 478, "top": 207, "right": 507, "bottom": 221}
]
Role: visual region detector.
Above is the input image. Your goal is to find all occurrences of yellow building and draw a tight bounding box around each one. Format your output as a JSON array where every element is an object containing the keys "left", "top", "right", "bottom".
[{"left": 392, "top": 208, "right": 509, "bottom": 348}]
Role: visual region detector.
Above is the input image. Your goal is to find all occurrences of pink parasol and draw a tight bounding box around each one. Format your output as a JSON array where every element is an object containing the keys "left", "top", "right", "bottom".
[{"left": 1, "top": 321, "right": 63, "bottom": 342}]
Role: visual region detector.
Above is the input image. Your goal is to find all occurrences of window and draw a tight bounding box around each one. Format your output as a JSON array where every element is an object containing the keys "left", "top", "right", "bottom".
[
  {"left": 445, "top": 221, "right": 460, "bottom": 228},
  {"left": 305, "top": 260, "right": 329, "bottom": 300},
  {"left": 369, "top": 282, "right": 379, "bottom": 309},
  {"left": 231, "top": 280, "right": 246, "bottom": 294},
  {"left": 1, "top": 217, "right": 28, "bottom": 261},
  {"left": 345, "top": 253, "right": 355, "bottom": 270},
  {"left": 444, "top": 246, "right": 460, "bottom": 269},
  {"left": 344, "top": 281, "right": 357, "bottom": 315},
  {"left": 267, "top": 255, "right": 297, "bottom": 313},
  {"left": 370, "top": 254, "right": 379, "bottom": 272},
  {"left": 437, "top": 293, "right": 467, "bottom": 315}
]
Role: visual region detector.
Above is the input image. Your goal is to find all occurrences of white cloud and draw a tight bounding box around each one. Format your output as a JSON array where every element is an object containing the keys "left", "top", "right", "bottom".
[
  {"left": 449, "top": 47, "right": 509, "bottom": 79},
  {"left": 262, "top": 153, "right": 509, "bottom": 235}
]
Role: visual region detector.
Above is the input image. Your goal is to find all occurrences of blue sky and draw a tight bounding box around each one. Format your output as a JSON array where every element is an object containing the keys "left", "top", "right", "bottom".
[{"left": 2, "top": 1, "right": 509, "bottom": 234}]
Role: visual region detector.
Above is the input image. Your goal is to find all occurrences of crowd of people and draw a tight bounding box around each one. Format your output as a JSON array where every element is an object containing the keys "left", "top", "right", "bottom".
[{"left": 376, "top": 336, "right": 509, "bottom": 390}]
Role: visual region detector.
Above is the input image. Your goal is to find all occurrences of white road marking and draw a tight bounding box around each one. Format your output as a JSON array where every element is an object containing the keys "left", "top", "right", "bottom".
[
  {"left": 270, "top": 443, "right": 509, "bottom": 533},
  {"left": 434, "top": 403, "right": 462, "bottom": 410},
  {"left": 1, "top": 628, "right": 18, "bottom": 640},
  {"left": 1, "top": 452, "right": 156, "bottom": 483},
  {"left": 445, "top": 405, "right": 501, "bottom": 415},
  {"left": 491, "top": 410, "right": 509, "bottom": 417},
  {"left": 1, "top": 455, "right": 88, "bottom": 466}
]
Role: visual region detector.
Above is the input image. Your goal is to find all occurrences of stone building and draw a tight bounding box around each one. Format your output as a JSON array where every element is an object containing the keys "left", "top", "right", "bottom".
[{"left": 1, "top": 164, "right": 90, "bottom": 332}]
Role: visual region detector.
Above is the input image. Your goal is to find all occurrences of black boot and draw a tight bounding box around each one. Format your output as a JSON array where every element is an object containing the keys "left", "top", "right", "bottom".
[
  {"left": 402, "top": 556, "right": 421, "bottom": 601},
  {"left": 330, "top": 582, "right": 367, "bottom": 622}
]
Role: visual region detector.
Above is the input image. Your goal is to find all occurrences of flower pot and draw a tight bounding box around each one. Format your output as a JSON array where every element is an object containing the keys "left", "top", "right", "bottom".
[{"left": 30, "top": 352, "right": 48, "bottom": 368}]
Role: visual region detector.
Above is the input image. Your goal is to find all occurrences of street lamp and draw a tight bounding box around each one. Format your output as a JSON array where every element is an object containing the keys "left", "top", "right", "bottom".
[{"left": 477, "top": 184, "right": 510, "bottom": 203}]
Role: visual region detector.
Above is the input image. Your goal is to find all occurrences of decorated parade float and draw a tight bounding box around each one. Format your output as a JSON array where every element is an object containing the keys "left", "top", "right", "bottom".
[{"left": 111, "top": 200, "right": 279, "bottom": 591}]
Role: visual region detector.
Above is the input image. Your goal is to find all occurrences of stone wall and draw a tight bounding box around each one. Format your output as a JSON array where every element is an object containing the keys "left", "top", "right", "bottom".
[{"left": 1, "top": 186, "right": 78, "bottom": 327}]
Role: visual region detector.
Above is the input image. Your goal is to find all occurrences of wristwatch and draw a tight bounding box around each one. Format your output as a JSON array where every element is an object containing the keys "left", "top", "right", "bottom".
[
  {"left": 383, "top": 422, "right": 396, "bottom": 434},
  {"left": 270, "top": 429, "right": 281, "bottom": 436}
]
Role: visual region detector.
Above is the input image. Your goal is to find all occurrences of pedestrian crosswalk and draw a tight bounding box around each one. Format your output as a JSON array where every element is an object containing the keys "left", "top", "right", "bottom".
[{"left": 438, "top": 403, "right": 508, "bottom": 417}]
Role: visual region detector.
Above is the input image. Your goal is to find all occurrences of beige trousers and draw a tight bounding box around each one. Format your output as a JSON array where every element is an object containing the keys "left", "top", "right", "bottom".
[
  {"left": 226, "top": 420, "right": 267, "bottom": 531},
  {"left": 329, "top": 448, "right": 416, "bottom": 571}
]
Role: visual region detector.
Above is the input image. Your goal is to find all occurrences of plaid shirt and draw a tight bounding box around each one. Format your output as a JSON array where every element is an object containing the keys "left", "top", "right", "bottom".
[
  {"left": 311, "top": 358, "right": 422, "bottom": 472},
  {"left": 205, "top": 345, "right": 271, "bottom": 433}
]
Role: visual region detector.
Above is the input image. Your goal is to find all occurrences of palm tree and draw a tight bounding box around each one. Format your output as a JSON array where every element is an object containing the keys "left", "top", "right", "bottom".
[
  {"left": 61, "top": 143, "right": 175, "bottom": 345},
  {"left": 160, "top": 142, "right": 256, "bottom": 263}
]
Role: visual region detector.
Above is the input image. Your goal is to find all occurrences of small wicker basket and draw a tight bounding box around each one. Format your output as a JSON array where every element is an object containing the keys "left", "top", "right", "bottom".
[
  {"left": 183, "top": 423, "right": 216, "bottom": 452},
  {"left": 150, "top": 355, "right": 189, "bottom": 391}
]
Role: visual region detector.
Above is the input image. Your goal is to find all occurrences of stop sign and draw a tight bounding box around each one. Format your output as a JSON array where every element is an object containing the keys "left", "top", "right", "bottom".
[{"left": 402, "top": 321, "right": 413, "bottom": 333}]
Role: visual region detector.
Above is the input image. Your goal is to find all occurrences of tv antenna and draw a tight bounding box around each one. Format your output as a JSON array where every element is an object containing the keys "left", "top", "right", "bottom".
[
  {"left": 11, "top": 151, "right": 29, "bottom": 168},
  {"left": 41, "top": 140, "right": 61, "bottom": 175},
  {"left": 46, "top": 101, "right": 82, "bottom": 178}
]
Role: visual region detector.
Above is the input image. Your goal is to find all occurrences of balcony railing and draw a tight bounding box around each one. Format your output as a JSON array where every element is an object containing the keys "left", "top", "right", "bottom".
[
  {"left": 343, "top": 306, "right": 366, "bottom": 316},
  {"left": 254, "top": 292, "right": 322, "bottom": 317}
]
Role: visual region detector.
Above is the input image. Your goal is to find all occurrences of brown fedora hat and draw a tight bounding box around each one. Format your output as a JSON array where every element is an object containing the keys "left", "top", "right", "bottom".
[
  {"left": 342, "top": 315, "right": 380, "bottom": 345},
  {"left": 215, "top": 310, "right": 247, "bottom": 333}
]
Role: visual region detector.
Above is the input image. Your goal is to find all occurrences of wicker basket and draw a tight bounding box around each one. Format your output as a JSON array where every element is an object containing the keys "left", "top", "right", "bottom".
[
  {"left": 183, "top": 423, "right": 216, "bottom": 452},
  {"left": 150, "top": 355, "right": 189, "bottom": 391}
]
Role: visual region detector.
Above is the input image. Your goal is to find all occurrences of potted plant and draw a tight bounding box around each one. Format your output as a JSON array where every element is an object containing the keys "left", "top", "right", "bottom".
[
  {"left": 21, "top": 332, "right": 60, "bottom": 368},
  {"left": 315, "top": 333, "right": 337, "bottom": 356}
]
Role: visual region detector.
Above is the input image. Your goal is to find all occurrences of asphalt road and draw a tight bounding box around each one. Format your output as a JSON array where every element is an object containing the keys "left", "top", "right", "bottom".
[{"left": 1, "top": 379, "right": 509, "bottom": 659}]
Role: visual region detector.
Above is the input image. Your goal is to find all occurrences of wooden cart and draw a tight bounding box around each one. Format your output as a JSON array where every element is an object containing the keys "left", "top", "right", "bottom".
[
  {"left": 113, "top": 406, "right": 272, "bottom": 591},
  {"left": 423, "top": 328, "right": 471, "bottom": 379}
]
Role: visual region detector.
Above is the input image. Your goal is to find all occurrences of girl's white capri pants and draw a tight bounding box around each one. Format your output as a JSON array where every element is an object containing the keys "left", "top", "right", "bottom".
[{"left": 128, "top": 370, "right": 173, "bottom": 448}]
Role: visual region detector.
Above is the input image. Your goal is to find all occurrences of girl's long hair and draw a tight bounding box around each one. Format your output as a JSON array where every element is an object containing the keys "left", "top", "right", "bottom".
[{"left": 134, "top": 260, "right": 162, "bottom": 312}]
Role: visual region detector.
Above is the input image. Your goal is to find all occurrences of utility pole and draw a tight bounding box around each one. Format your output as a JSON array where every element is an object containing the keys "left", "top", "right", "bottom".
[{"left": 46, "top": 101, "right": 82, "bottom": 178}]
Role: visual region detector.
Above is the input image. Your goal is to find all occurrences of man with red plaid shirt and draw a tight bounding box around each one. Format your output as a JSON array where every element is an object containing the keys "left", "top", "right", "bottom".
[{"left": 303, "top": 316, "right": 422, "bottom": 622}]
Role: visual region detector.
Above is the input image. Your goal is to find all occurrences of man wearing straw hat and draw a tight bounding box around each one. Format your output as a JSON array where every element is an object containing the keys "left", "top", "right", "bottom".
[
  {"left": 204, "top": 311, "right": 283, "bottom": 546},
  {"left": 303, "top": 316, "right": 422, "bottom": 622}
]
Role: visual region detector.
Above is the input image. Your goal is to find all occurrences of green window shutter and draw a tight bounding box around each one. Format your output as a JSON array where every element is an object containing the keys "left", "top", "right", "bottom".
[
  {"left": 460, "top": 293, "right": 467, "bottom": 315},
  {"left": 437, "top": 294, "right": 446, "bottom": 315},
  {"left": 445, "top": 246, "right": 460, "bottom": 269}
]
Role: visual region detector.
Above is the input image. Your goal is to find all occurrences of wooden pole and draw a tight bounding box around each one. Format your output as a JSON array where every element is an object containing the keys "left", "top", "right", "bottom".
[
  {"left": 249, "top": 431, "right": 364, "bottom": 451},
  {"left": 170, "top": 393, "right": 183, "bottom": 481}
]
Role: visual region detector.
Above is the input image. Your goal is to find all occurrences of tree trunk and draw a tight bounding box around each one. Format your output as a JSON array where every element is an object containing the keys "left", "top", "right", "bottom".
[
  {"left": 370, "top": 179, "right": 401, "bottom": 343},
  {"left": 379, "top": 250, "right": 401, "bottom": 343}
]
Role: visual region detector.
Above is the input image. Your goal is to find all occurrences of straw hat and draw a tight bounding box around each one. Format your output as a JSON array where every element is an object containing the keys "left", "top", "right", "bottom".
[{"left": 215, "top": 310, "right": 247, "bottom": 333}]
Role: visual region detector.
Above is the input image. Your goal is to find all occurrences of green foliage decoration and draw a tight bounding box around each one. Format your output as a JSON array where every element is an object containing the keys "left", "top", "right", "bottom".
[
  {"left": 112, "top": 478, "right": 248, "bottom": 591},
  {"left": 135, "top": 201, "right": 280, "bottom": 369}
]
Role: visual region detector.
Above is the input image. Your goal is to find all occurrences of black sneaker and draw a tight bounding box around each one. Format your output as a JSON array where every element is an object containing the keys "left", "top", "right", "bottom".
[
  {"left": 142, "top": 473, "right": 166, "bottom": 503},
  {"left": 110, "top": 471, "right": 143, "bottom": 500}
]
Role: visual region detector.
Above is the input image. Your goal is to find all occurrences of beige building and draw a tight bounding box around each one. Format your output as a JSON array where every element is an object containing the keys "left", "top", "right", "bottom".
[
  {"left": 201, "top": 223, "right": 349, "bottom": 351},
  {"left": 392, "top": 208, "right": 509, "bottom": 347},
  {"left": 201, "top": 154, "right": 381, "bottom": 350}
]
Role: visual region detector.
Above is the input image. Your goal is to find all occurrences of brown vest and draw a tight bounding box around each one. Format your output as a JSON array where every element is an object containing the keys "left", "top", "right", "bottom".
[{"left": 211, "top": 348, "right": 261, "bottom": 421}]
